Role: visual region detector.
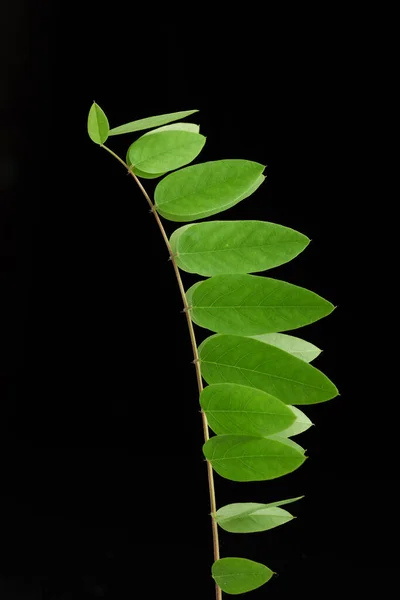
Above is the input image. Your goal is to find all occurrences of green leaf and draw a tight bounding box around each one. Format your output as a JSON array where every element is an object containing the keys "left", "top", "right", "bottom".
[
  {"left": 212, "top": 557, "right": 274, "bottom": 595},
  {"left": 200, "top": 383, "right": 295, "bottom": 436},
  {"left": 109, "top": 109, "right": 199, "bottom": 136},
  {"left": 216, "top": 495, "right": 304, "bottom": 519},
  {"left": 127, "top": 130, "right": 206, "bottom": 174},
  {"left": 188, "top": 274, "right": 334, "bottom": 335},
  {"left": 252, "top": 332, "right": 321, "bottom": 362},
  {"left": 214, "top": 503, "right": 294, "bottom": 534},
  {"left": 154, "top": 160, "right": 265, "bottom": 222},
  {"left": 266, "top": 434, "right": 306, "bottom": 454},
  {"left": 278, "top": 406, "right": 313, "bottom": 437},
  {"left": 170, "top": 219, "right": 309, "bottom": 276},
  {"left": 143, "top": 122, "right": 200, "bottom": 136},
  {"left": 199, "top": 334, "right": 338, "bottom": 405},
  {"left": 87, "top": 102, "right": 109, "bottom": 144},
  {"left": 203, "top": 434, "right": 306, "bottom": 481}
]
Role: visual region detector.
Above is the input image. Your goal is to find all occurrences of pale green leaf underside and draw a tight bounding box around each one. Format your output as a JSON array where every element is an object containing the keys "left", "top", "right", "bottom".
[
  {"left": 189, "top": 274, "right": 334, "bottom": 336},
  {"left": 203, "top": 434, "right": 306, "bottom": 481},
  {"left": 143, "top": 122, "right": 199, "bottom": 136},
  {"left": 278, "top": 405, "right": 313, "bottom": 437},
  {"left": 199, "top": 334, "right": 338, "bottom": 405},
  {"left": 252, "top": 332, "right": 321, "bottom": 362},
  {"left": 212, "top": 557, "right": 273, "bottom": 595},
  {"left": 170, "top": 220, "right": 309, "bottom": 276},
  {"left": 87, "top": 102, "right": 109, "bottom": 145},
  {"left": 266, "top": 434, "right": 306, "bottom": 454},
  {"left": 200, "top": 382, "right": 295, "bottom": 436},
  {"left": 215, "top": 496, "right": 304, "bottom": 521},
  {"left": 130, "top": 167, "right": 166, "bottom": 179},
  {"left": 154, "top": 160, "right": 265, "bottom": 222},
  {"left": 214, "top": 503, "right": 293, "bottom": 533},
  {"left": 127, "top": 130, "right": 206, "bottom": 174},
  {"left": 109, "top": 109, "right": 199, "bottom": 136},
  {"left": 185, "top": 280, "right": 202, "bottom": 308}
]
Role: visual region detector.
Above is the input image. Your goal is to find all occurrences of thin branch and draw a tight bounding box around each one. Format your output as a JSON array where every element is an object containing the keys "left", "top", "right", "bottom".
[{"left": 101, "top": 144, "right": 222, "bottom": 600}]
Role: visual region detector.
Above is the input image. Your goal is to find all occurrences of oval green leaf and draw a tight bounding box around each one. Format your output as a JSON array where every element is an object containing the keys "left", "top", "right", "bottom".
[
  {"left": 127, "top": 130, "right": 206, "bottom": 174},
  {"left": 212, "top": 557, "right": 273, "bottom": 595},
  {"left": 203, "top": 434, "right": 306, "bottom": 481},
  {"left": 200, "top": 383, "right": 295, "bottom": 436},
  {"left": 154, "top": 160, "right": 265, "bottom": 222},
  {"left": 109, "top": 109, "right": 199, "bottom": 136},
  {"left": 170, "top": 220, "right": 310, "bottom": 276},
  {"left": 278, "top": 406, "right": 313, "bottom": 437},
  {"left": 252, "top": 332, "right": 321, "bottom": 362},
  {"left": 216, "top": 495, "right": 304, "bottom": 520},
  {"left": 189, "top": 274, "right": 334, "bottom": 335},
  {"left": 214, "top": 503, "right": 294, "bottom": 533},
  {"left": 199, "top": 334, "right": 338, "bottom": 405},
  {"left": 87, "top": 102, "right": 109, "bottom": 145},
  {"left": 143, "top": 122, "right": 199, "bottom": 136},
  {"left": 212, "top": 557, "right": 274, "bottom": 595}
]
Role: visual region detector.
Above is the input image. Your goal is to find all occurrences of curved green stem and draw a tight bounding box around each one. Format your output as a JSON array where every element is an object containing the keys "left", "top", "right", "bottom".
[{"left": 101, "top": 144, "right": 222, "bottom": 600}]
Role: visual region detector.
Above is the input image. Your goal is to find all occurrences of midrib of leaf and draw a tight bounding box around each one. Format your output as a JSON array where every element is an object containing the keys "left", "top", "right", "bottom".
[
  {"left": 202, "top": 359, "right": 329, "bottom": 391},
  {"left": 181, "top": 241, "right": 303, "bottom": 255}
]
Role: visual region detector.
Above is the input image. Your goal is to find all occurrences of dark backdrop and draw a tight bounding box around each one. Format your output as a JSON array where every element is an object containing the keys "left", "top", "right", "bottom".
[{"left": 0, "top": 3, "right": 394, "bottom": 599}]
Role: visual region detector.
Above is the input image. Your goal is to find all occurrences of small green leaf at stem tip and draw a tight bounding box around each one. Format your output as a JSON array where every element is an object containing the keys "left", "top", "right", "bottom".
[
  {"left": 109, "top": 109, "right": 199, "bottom": 136},
  {"left": 87, "top": 102, "right": 109, "bottom": 144},
  {"left": 212, "top": 557, "right": 274, "bottom": 594}
]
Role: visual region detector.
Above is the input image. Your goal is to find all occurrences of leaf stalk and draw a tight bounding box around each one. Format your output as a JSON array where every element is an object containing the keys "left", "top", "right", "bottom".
[{"left": 101, "top": 144, "right": 222, "bottom": 600}]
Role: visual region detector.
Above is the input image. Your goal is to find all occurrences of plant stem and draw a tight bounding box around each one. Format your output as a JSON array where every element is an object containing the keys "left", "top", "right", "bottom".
[{"left": 101, "top": 144, "right": 222, "bottom": 600}]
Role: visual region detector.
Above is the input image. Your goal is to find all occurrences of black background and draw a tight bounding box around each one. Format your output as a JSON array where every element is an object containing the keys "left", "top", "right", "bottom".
[{"left": 0, "top": 3, "right": 394, "bottom": 599}]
